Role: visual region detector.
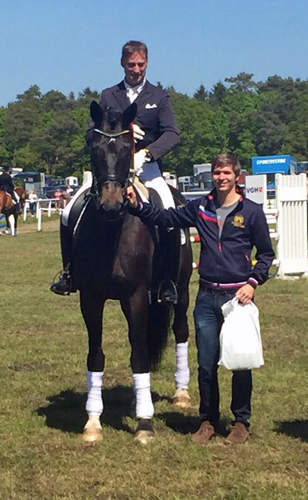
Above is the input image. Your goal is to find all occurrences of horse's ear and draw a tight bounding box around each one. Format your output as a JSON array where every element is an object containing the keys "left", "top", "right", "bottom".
[
  {"left": 90, "top": 101, "right": 103, "bottom": 127},
  {"left": 122, "top": 103, "right": 137, "bottom": 129}
]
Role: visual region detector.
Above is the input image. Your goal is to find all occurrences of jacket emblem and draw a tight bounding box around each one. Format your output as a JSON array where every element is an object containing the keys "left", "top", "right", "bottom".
[
  {"left": 232, "top": 214, "right": 245, "bottom": 228},
  {"left": 145, "top": 103, "right": 157, "bottom": 109}
]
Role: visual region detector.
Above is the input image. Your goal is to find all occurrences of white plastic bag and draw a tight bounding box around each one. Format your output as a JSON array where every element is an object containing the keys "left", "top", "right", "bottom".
[{"left": 218, "top": 297, "right": 264, "bottom": 371}]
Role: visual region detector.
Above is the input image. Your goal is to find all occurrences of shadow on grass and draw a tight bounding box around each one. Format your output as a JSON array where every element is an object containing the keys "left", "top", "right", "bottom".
[
  {"left": 37, "top": 385, "right": 136, "bottom": 435},
  {"left": 156, "top": 411, "right": 230, "bottom": 436},
  {"left": 274, "top": 420, "right": 308, "bottom": 442}
]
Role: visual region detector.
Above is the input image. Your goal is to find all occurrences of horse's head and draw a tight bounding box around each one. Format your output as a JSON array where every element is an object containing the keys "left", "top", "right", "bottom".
[{"left": 89, "top": 101, "right": 137, "bottom": 220}]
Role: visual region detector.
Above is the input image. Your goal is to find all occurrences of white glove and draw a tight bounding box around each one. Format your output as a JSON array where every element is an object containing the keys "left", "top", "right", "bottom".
[
  {"left": 134, "top": 149, "right": 150, "bottom": 175},
  {"left": 132, "top": 123, "right": 145, "bottom": 143}
]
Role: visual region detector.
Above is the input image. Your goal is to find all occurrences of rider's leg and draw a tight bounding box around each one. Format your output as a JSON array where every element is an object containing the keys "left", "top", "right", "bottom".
[
  {"left": 138, "top": 162, "right": 180, "bottom": 304},
  {"left": 50, "top": 181, "right": 92, "bottom": 295}
]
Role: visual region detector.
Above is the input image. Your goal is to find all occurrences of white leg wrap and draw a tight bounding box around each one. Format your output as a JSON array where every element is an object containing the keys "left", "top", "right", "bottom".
[
  {"left": 133, "top": 373, "right": 154, "bottom": 419},
  {"left": 174, "top": 341, "right": 190, "bottom": 389},
  {"left": 86, "top": 371, "right": 104, "bottom": 416}
]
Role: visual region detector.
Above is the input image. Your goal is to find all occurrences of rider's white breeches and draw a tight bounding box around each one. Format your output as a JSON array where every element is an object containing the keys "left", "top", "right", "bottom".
[{"left": 137, "top": 161, "right": 175, "bottom": 209}]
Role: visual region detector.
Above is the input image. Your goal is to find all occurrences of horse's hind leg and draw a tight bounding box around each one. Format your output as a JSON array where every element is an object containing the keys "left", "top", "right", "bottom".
[
  {"left": 121, "top": 290, "right": 155, "bottom": 445},
  {"left": 80, "top": 290, "right": 105, "bottom": 443},
  {"left": 172, "top": 286, "right": 191, "bottom": 408},
  {"left": 8, "top": 214, "right": 16, "bottom": 236}
]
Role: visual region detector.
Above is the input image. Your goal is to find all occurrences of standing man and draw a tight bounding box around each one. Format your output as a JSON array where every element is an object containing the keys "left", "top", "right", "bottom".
[
  {"left": 51, "top": 40, "right": 181, "bottom": 302},
  {"left": 127, "top": 153, "right": 274, "bottom": 444}
]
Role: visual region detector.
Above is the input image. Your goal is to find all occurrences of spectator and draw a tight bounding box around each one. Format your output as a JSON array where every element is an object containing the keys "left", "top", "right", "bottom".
[{"left": 28, "top": 190, "right": 38, "bottom": 216}]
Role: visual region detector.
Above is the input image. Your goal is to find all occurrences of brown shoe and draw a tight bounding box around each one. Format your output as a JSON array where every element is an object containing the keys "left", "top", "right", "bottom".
[
  {"left": 225, "top": 422, "right": 250, "bottom": 444},
  {"left": 191, "top": 421, "right": 215, "bottom": 444}
]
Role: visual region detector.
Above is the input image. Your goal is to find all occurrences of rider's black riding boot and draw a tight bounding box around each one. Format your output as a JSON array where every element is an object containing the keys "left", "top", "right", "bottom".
[
  {"left": 50, "top": 223, "right": 76, "bottom": 295},
  {"left": 157, "top": 227, "right": 181, "bottom": 305}
]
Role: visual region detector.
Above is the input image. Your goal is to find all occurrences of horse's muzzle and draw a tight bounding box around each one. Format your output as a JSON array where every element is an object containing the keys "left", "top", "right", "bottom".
[
  {"left": 98, "top": 181, "right": 127, "bottom": 220},
  {"left": 99, "top": 200, "right": 126, "bottom": 220}
]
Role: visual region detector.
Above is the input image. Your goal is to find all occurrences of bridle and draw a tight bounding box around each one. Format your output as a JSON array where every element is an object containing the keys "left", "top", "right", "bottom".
[{"left": 90, "top": 127, "right": 134, "bottom": 209}]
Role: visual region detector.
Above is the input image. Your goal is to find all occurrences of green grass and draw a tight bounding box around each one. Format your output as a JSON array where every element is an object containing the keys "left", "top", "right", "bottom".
[{"left": 1, "top": 221, "right": 308, "bottom": 499}]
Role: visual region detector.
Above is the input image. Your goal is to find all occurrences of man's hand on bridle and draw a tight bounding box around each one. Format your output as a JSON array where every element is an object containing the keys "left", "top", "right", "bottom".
[{"left": 126, "top": 185, "right": 138, "bottom": 207}]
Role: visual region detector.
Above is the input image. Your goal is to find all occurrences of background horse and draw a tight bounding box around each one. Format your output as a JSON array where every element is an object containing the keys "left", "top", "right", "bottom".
[
  {"left": 72, "top": 102, "right": 192, "bottom": 444},
  {"left": 0, "top": 190, "right": 18, "bottom": 236}
]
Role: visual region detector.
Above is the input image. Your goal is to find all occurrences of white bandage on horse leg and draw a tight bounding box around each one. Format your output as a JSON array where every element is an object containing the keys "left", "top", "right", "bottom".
[
  {"left": 174, "top": 341, "right": 189, "bottom": 389},
  {"left": 86, "top": 371, "right": 104, "bottom": 416},
  {"left": 133, "top": 373, "right": 154, "bottom": 419}
]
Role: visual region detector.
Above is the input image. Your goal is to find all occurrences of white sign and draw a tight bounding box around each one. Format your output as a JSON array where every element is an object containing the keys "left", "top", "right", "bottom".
[{"left": 245, "top": 175, "right": 267, "bottom": 205}]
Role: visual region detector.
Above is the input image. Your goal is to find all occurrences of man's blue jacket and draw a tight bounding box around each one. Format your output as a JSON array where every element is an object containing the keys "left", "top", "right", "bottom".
[
  {"left": 87, "top": 80, "right": 180, "bottom": 163},
  {"left": 130, "top": 189, "right": 275, "bottom": 289}
]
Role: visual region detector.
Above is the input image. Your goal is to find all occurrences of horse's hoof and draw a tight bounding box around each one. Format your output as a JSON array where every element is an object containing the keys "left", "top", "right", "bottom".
[
  {"left": 82, "top": 415, "right": 103, "bottom": 443},
  {"left": 82, "top": 427, "right": 103, "bottom": 443},
  {"left": 134, "top": 418, "right": 154, "bottom": 445},
  {"left": 134, "top": 430, "right": 154, "bottom": 445},
  {"left": 173, "top": 388, "right": 191, "bottom": 408}
]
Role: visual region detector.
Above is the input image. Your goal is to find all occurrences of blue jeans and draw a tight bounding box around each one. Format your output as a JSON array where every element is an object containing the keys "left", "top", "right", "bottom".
[{"left": 193, "top": 287, "right": 252, "bottom": 426}]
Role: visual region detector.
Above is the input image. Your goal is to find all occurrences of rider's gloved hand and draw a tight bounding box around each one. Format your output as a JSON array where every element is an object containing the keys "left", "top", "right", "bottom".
[
  {"left": 132, "top": 123, "right": 145, "bottom": 143},
  {"left": 134, "top": 149, "right": 150, "bottom": 175}
]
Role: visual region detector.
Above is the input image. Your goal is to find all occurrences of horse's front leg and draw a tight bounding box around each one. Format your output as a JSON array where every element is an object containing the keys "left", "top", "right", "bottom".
[
  {"left": 80, "top": 290, "right": 106, "bottom": 443},
  {"left": 121, "top": 287, "right": 155, "bottom": 445}
]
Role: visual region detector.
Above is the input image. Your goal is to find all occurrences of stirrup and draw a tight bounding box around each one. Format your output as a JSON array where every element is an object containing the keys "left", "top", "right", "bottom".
[
  {"left": 50, "top": 270, "right": 76, "bottom": 296},
  {"left": 157, "top": 280, "right": 178, "bottom": 305}
]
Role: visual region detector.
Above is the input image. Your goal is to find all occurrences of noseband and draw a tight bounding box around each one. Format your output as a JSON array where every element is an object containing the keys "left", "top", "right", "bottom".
[{"left": 93, "top": 128, "right": 131, "bottom": 188}]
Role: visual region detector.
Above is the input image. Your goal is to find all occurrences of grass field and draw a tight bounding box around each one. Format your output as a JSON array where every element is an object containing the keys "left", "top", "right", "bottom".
[{"left": 1, "top": 218, "right": 308, "bottom": 499}]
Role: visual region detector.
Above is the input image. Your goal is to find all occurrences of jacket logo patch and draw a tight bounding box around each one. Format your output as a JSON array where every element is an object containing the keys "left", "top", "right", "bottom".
[
  {"left": 232, "top": 214, "right": 245, "bottom": 228},
  {"left": 145, "top": 103, "right": 157, "bottom": 109}
]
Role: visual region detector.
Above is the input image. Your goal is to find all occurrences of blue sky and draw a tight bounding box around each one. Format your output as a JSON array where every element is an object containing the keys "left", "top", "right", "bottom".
[{"left": 1, "top": 0, "right": 308, "bottom": 106}]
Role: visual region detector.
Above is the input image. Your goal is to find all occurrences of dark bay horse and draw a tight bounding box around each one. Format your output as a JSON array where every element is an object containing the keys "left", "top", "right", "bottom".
[
  {"left": 72, "top": 102, "right": 192, "bottom": 444},
  {"left": 0, "top": 190, "right": 18, "bottom": 236}
]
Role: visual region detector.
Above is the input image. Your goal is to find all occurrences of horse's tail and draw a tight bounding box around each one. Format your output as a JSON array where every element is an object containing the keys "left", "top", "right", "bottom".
[{"left": 147, "top": 301, "right": 172, "bottom": 371}]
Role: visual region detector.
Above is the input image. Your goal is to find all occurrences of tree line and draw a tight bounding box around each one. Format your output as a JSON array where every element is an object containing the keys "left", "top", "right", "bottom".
[{"left": 1, "top": 73, "right": 308, "bottom": 179}]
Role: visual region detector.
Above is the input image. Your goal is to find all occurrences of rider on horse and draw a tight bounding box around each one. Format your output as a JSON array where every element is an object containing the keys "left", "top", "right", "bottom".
[
  {"left": 51, "top": 40, "right": 181, "bottom": 303},
  {"left": 0, "top": 166, "right": 20, "bottom": 213}
]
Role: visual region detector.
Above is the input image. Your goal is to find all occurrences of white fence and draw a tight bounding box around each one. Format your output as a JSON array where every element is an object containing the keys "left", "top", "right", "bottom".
[
  {"left": 275, "top": 174, "right": 308, "bottom": 277},
  {"left": 247, "top": 174, "right": 308, "bottom": 278},
  {"left": 22, "top": 198, "right": 63, "bottom": 231}
]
